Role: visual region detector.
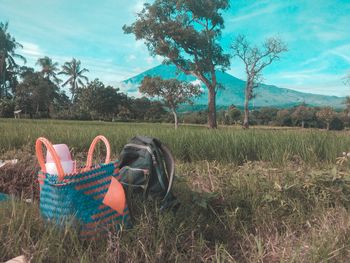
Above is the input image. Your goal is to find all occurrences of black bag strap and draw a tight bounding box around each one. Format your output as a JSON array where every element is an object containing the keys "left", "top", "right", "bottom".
[{"left": 159, "top": 143, "right": 175, "bottom": 201}]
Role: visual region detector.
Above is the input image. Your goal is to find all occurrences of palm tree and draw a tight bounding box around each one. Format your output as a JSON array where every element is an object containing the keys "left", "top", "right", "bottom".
[
  {"left": 59, "top": 58, "right": 89, "bottom": 101},
  {"left": 36, "top": 56, "right": 61, "bottom": 84},
  {"left": 0, "top": 22, "right": 26, "bottom": 97}
]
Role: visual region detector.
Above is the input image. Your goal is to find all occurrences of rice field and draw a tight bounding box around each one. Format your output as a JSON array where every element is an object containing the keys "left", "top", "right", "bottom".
[
  {"left": 0, "top": 118, "right": 349, "bottom": 165},
  {"left": 1, "top": 118, "right": 350, "bottom": 262}
]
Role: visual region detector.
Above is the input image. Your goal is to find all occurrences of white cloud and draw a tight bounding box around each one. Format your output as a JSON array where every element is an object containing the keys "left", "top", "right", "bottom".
[
  {"left": 20, "top": 41, "right": 43, "bottom": 58},
  {"left": 127, "top": 54, "right": 137, "bottom": 62},
  {"left": 229, "top": 2, "right": 285, "bottom": 23},
  {"left": 330, "top": 44, "right": 350, "bottom": 63},
  {"left": 132, "top": 0, "right": 146, "bottom": 14}
]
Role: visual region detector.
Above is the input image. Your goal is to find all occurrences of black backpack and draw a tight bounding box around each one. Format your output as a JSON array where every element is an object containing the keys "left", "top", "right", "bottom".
[{"left": 118, "top": 136, "right": 179, "bottom": 211}]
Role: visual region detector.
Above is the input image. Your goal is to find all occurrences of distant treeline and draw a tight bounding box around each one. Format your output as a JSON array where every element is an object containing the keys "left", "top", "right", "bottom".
[
  {"left": 0, "top": 67, "right": 168, "bottom": 122},
  {"left": 182, "top": 105, "right": 347, "bottom": 130}
]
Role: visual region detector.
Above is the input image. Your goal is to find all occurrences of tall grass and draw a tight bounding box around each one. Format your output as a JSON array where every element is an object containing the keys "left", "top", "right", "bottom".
[
  {"left": 1, "top": 119, "right": 350, "bottom": 262},
  {"left": 1, "top": 161, "right": 350, "bottom": 262},
  {"left": 0, "top": 118, "right": 349, "bottom": 165}
]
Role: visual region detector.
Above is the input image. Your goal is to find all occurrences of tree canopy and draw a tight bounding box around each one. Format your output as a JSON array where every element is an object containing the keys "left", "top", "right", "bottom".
[
  {"left": 0, "top": 22, "right": 26, "bottom": 98},
  {"left": 123, "top": 0, "right": 230, "bottom": 128},
  {"left": 139, "top": 76, "right": 202, "bottom": 128},
  {"left": 36, "top": 56, "right": 61, "bottom": 85},
  {"left": 59, "top": 58, "right": 89, "bottom": 102}
]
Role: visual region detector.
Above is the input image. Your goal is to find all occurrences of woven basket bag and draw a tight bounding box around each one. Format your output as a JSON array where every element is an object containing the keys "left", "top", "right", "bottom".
[{"left": 36, "top": 135, "right": 130, "bottom": 238}]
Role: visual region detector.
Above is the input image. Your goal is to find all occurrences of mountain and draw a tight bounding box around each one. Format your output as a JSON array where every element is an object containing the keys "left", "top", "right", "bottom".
[{"left": 122, "top": 64, "right": 345, "bottom": 110}]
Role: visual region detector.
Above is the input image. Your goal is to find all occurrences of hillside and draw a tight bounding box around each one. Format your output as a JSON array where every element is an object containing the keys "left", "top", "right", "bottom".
[{"left": 123, "top": 64, "right": 345, "bottom": 110}]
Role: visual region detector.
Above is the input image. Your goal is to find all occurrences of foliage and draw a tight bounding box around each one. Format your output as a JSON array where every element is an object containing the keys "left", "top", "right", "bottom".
[
  {"left": 0, "top": 22, "right": 26, "bottom": 98},
  {"left": 123, "top": 0, "right": 231, "bottom": 128},
  {"left": 74, "top": 79, "right": 126, "bottom": 120},
  {"left": 15, "top": 69, "right": 60, "bottom": 118},
  {"left": 291, "top": 104, "right": 314, "bottom": 128},
  {"left": 329, "top": 117, "right": 345, "bottom": 131},
  {"left": 139, "top": 76, "right": 202, "bottom": 128},
  {"left": 316, "top": 107, "right": 336, "bottom": 130},
  {"left": 128, "top": 97, "right": 167, "bottom": 122},
  {"left": 222, "top": 105, "right": 241, "bottom": 125},
  {"left": 36, "top": 56, "right": 61, "bottom": 84},
  {"left": 0, "top": 97, "right": 15, "bottom": 117},
  {"left": 276, "top": 109, "right": 293, "bottom": 126},
  {"left": 59, "top": 58, "right": 89, "bottom": 102}
]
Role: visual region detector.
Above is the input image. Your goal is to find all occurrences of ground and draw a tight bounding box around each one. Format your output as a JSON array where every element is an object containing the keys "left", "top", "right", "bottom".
[{"left": 0, "top": 119, "right": 350, "bottom": 262}]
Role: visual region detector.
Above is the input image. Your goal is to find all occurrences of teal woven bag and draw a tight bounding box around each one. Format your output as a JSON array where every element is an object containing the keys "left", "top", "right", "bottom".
[{"left": 36, "top": 136, "right": 130, "bottom": 239}]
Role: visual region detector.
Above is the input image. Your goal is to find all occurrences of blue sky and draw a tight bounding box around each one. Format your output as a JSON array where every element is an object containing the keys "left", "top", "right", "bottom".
[{"left": 1, "top": 0, "right": 349, "bottom": 96}]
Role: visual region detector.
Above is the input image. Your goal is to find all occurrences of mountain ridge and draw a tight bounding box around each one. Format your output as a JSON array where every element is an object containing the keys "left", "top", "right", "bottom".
[{"left": 122, "top": 64, "right": 345, "bottom": 110}]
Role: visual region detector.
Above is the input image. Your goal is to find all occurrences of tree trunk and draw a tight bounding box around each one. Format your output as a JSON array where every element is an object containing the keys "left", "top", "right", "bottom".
[
  {"left": 0, "top": 54, "right": 5, "bottom": 98},
  {"left": 208, "top": 87, "right": 217, "bottom": 128},
  {"left": 326, "top": 122, "right": 330, "bottom": 130},
  {"left": 301, "top": 120, "right": 305, "bottom": 129},
  {"left": 172, "top": 109, "right": 178, "bottom": 129},
  {"left": 243, "top": 85, "right": 250, "bottom": 129}
]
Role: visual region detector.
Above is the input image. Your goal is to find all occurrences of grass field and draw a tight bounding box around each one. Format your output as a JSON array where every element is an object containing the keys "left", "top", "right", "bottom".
[
  {"left": 1, "top": 118, "right": 350, "bottom": 164},
  {"left": 1, "top": 119, "right": 350, "bottom": 262}
]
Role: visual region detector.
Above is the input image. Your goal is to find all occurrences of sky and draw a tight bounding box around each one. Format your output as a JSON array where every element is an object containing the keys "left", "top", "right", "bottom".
[{"left": 1, "top": 0, "right": 350, "bottom": 97}]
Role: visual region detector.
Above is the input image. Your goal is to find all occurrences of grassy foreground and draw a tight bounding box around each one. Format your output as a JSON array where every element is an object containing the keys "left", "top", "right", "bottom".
[{"left": 1, "top": 119, "right": 350, "bottom": 262}]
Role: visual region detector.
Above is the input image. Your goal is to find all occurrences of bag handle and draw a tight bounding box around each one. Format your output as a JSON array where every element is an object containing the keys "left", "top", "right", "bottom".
[
  {"left": 35, "top": 137, "right": 65, "bottom": 181},
  {"left": 85, "top": 135, "right": 111, "bottom": 170},
  {"left": 160, "top": 143, "right": 175, "bottom": 201}
]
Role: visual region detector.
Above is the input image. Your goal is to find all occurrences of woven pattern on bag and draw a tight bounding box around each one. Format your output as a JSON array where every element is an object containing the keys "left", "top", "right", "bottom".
[{"left": 39, "top": 161, "right": 130, "bottom": 238}]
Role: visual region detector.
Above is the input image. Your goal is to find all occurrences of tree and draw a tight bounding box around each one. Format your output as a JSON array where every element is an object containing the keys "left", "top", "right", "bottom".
[
  {"left": 344, "top": 96, "right": 350, "bottom": 120},
  {"left": 75, "top": 79, "right": 124, "bottom": 120},
  {"left": 36, "top": 56, "right": 61, "bottom": 84},
  {"left": 59, "top": 58, "right": 89, "bottom": 102},
  {"left": 15, "top": 68, "right": 60, "bottom": 118},
  {"left": 316, "top": 107, "right": 336, "bottom": 130},
  {"left": 139, "top": 76, "right": 202, "bottom": 128},
  {"left": 0, "top": 22, "right": 26, "bottom": 98},
  {"left": 231, "top": 35, "right": 287, "bottom": 128},
  {"left": 276, "top": 109, "right": 292, "bottom": 126},
  {"left": 291, "top": 104, "right": 313, "bottom": 128},
  {"left": 224, "top": 105, "right": 241, "bottom": 125},
  {"left": 0, "top": 97, "right": 15, "bottom": 117},
  {"left": 123, "top": 0, "right": 230, "bottom": 128}
]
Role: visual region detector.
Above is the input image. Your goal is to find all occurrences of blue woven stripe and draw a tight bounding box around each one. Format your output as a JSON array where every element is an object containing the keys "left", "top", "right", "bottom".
[
  {"left": 41, "top": 204, "right": 72, "bottom": 217},
  {"left": 38, "top": 159, "right": 131, "bottom": 230},
  {"left": 40, "top": 199, "right": 72, "bottom": 212},
  {"left": 40, "top": 187, "right": 70, "bottom": 199}
]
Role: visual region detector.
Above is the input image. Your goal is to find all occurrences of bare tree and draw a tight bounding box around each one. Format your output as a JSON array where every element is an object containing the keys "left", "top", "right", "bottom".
[
  {"left": 316, "top": 107, "right": 336, "bottom": 130},
  {"left": 344, "top": 72, "right": 350, "bottom": 86},
  {"left": 231, "top": 35, "right": 287, "bottom": 128}
]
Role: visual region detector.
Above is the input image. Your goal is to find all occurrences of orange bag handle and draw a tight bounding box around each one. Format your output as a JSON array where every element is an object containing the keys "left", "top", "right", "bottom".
[
  {"left": 35, "top": 137, "right": 65, "bottom": 181},
  {"left": 85, "top": 135, "right": 111, "bottom": 170}
]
